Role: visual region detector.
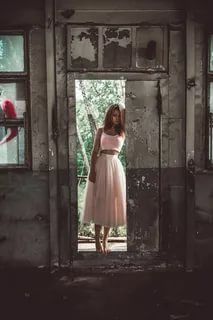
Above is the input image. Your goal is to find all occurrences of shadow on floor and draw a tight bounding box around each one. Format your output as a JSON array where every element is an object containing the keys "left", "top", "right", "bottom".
[{"left": 0, "top": 267, "right": 213, "bottom": 319}]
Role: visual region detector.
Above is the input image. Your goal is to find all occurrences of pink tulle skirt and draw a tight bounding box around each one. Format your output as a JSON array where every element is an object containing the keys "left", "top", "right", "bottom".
[{"left": 81, "top": 153, "right": 126, "bottom": 227}]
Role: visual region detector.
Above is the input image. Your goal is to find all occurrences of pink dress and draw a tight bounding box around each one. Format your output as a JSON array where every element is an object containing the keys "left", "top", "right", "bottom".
[{"left": 81, "top": 130, "right": 126, "bottom": 227}]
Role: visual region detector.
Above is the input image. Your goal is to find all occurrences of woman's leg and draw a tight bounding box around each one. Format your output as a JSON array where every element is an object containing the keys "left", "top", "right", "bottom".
[
  {"left": 103, "top": 226, "right": 111, "bottom": 254},
  {"left": 95, "top": 224, "right": 103, "bottom": 252}
]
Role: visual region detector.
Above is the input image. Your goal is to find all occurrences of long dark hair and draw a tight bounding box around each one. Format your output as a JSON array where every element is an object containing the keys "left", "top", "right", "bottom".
[{"left": 103, "top": 104, "right": 124, "bottom": 136}]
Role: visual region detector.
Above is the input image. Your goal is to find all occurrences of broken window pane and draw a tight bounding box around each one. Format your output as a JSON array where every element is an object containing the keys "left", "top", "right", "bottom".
[
  {"left": 0, "top": 126, "right": 25, "bottom": 164},
  {"left": 0, "top": 82, "right": 26, "bottom": 117},
  {"left": 0, "top": 35, "right": 24, "bottom": 72},
  {"left": 68, "top": 27, "right": 98, "bottom": 69},
  {"left": 0, "top": 81, "right": 26, "bottom": 166},
  {"left": 103, "top": 27, "right": 132, "bottom": 68},
  {"left": 136, "top": 26, "right": 167, "bottom": 71}
]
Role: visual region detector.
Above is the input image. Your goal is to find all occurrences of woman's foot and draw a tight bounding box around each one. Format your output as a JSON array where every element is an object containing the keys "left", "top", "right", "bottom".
[
  {"left": 95, "top": 224, "right": 103, "bottom": 253},
  {"left": 102, "top": 239, "right": 111, "bottom": 254},
  {"left": 95, "top": 238, "right": 103, "bottom": 253},
  {"left": 103, "top": 226, "right": 111, "bottom": 254}
]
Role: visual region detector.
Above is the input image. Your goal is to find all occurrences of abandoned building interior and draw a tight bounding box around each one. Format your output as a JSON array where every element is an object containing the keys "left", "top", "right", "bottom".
[{"left": 0, "top": 0, "right": 213, "bottom": 272}]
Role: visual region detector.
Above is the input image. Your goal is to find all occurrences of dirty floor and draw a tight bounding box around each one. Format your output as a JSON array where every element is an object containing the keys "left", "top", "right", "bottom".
[{"left": 0, "top": 268, "right": 213, "bottom": 319}]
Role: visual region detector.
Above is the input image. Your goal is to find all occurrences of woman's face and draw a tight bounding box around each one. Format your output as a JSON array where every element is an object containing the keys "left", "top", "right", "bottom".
[{"left": 111, "top": 109, "right": 121, "bottom": 126}]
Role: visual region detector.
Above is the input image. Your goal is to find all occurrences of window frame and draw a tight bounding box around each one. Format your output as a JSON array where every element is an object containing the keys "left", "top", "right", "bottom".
[
  {"left": 67, "top": 24, "right": 169, "bottom": 72},
  {"left": 0, "top": 29, "right": 31, "bottom": 170}
]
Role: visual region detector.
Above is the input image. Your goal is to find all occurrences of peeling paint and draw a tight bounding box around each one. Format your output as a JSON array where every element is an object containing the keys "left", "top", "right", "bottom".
[
  {"left": 69, "top": 27, "right": 98, "bottom": 68},
  {"left": 103, "top": 27, "right": 131, "bottom": 48},
  {"left": 103, "top": 27, "right": 132, "bottom": 68},
  {"left": 72, "top": 37, "right": 95, "bottom": 62}
]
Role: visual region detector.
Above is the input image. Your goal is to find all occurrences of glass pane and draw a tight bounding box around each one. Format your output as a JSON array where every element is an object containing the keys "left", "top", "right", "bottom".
[
  {"left": 0, "top": 35, "right": 24, "bottom": 72},
  {"left": 68, "top": 27, "right": 98, "bottom": 69},
  {"left": 0, "top": 126, "right": 25, "bottom": 165},
  {"left": 209, "top": 35, "right": 213, "bottom": 72},
  {"left": 136, "top": 26, "right": 167, "bottom": 70},
  {"left": 0, "top": 82, "right": 26, "bottom": 118},
  {"left": 103, "top": 27, "right": 132, "bottom": 68}
]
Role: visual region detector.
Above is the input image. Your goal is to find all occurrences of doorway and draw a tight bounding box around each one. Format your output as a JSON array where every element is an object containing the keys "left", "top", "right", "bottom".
[
  {"left": 67, "top": 74, "right": 163, "bottom": 258},
  {"left": 75, "top": 79, "right": 127, "bottom": 252}
]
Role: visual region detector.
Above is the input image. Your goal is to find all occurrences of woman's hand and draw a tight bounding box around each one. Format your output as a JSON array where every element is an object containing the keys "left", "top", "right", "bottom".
[{"left": 89, "top": 170, "right": 96, "bottom": 183}]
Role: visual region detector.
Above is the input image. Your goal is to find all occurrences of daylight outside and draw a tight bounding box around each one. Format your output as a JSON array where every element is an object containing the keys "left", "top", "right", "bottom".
[{"left": 76, "top": 79, "right": 127, "bottom": 251}]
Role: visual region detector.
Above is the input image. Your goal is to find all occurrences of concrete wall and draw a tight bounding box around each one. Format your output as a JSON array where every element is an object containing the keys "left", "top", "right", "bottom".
[
  {"left": 193, "top": 22, "right": 213, "bottom": 268},
  {"left": 0, "top": 0, "right": 212, "bottom": 268},
  {"left": 0, "top": 0, "right": 49, "bottom": 267},
  {"left": 62, "top": 0, "right": 186, "bottom": 263}
]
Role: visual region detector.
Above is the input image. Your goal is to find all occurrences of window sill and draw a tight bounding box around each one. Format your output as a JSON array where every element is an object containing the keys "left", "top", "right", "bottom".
[{"left": 0, "top": 165, "right": 31, "bottom": 172}]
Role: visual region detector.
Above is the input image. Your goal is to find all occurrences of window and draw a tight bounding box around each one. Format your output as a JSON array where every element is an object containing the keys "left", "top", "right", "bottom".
[
  {"left": 67, "top": 25, "right": 168, "bottom": 71},
  {"left": 0, "top": 31, "right": 30, "bottom": 167},
  {"left": 0, "top": 35, "right": 24, "bottom": 72}
]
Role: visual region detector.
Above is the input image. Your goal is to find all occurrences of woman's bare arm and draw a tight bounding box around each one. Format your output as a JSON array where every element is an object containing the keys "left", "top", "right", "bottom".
[
  {"left": 89, "top": 127, "right": 102, "bottom": 183},
  {"left": 119, "top": 104, "right": 126, "bottom": 133}
]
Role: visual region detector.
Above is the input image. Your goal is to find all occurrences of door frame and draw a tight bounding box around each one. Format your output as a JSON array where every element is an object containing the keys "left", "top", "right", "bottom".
[
  {"left": 185, "top": 14, "right": 196, "bottom": 269},
  {"left": 67, "top": 72, "right": 168, "bottom": 265}
]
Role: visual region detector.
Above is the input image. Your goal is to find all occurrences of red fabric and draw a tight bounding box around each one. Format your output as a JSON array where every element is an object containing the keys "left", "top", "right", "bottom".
[
  {"left": 0, "top": 99, "right": 18, "bottom": 145},
  {"left": 1, "top": 99, "right": 17, "bottom": 118}
]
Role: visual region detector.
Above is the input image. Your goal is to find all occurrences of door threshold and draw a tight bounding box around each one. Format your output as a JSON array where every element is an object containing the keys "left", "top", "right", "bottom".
[{"left": 71, "top": 250, "right": 181, "bottom": 273}]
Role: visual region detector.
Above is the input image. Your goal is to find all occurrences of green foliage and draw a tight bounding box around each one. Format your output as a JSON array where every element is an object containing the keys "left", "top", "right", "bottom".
[
  {"left": 76, "top": 80, "right": 127, "bottom": 237},
  {"left": 76, "top": 79, "right": 126, "bottom": 175}
]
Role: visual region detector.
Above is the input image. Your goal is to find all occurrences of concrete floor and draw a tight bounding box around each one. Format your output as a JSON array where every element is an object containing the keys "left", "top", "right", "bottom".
[{"left": 0, "top": 268, "right": 213, "bottom": 319}]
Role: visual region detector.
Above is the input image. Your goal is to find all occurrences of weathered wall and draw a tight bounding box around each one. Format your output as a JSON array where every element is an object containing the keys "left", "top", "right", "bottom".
[
  {"left": 193, "top": 22, "right": 213, "bottom": 268},
  {"left": 194, "top": 174, "right": 213, "bottom": 267},
  {"left": 56, "top": 0, "right": 185, "bottom": 25},
  {"left": 61, "top": 0, "right": 186, "bottom": 263},
  {"left": 0, "top": 0, "right": 49, "bottom": 267},
  {"left": 161, "top": 26, "right": 186, "bottom": 262},
  {"left": 0, "top": 0, "right": 45, "bottom": 27},
  {"left": 185, "top": 14, "right": 213, "bottom": 269},
  {"left": 0, "top": 0, "right": 212, "bottom": 268},
  {"left": 126, "top": 80, "right": 160, "bottom": 252}
]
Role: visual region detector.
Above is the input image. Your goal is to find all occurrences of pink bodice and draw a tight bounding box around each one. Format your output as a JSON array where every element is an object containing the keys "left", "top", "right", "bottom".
[{"left": 100, "top": 131, "right": 124, "bottom": 153}]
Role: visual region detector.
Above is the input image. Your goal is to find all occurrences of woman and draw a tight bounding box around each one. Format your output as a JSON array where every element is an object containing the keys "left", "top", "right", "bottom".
[{"left": 81, "top": 103, "right": 126, "bottom": 254}]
